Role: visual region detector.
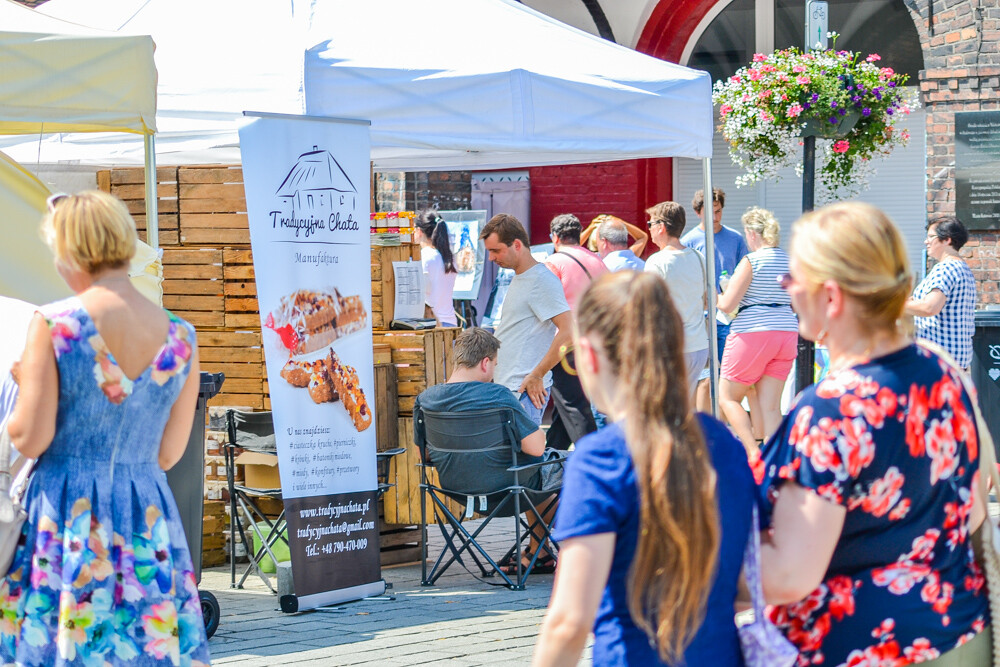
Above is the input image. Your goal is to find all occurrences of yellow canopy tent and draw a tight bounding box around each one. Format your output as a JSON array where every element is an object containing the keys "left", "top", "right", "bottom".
[{"left": 0, "top": 0, "right": 159, "bottom": 303}]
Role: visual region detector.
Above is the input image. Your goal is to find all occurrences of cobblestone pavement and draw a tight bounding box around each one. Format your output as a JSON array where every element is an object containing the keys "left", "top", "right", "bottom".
[{"left": 202, "top": 517, "right": 584, "bottom": 666}]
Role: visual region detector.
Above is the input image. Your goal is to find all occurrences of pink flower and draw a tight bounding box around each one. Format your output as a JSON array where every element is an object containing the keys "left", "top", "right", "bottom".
[
  {"left": 753, "top": 53, "right": 766, "bottom": 62},
  {"left": 758, "top": 90, "right": 771, "bottom": 99},
  {"left": 880, "top": 67, "right": 895, "bottom": 78},
  {"left": 730, "top": 75, "right": 741, "bottom": 83},
  {"left": 787, "top": 104, "right": 804, "bottom": 118},
  {"left": 720, "top": 104, "right": 733, "bottom": 117},
  {"left": 759, "top": 111, "right": 773, "bottom": 122},
  {"left": 866, "top": 54, "right": 882, "bottom": 62},
  {"left": 793, "top": 65, "right": 807, "bottom": 73},
  {"left": 833, "top": 140, "right": 850, "bottom": 153},
  {"left": 796, "top": 76, "right": 811, "bottom": 85},
  {"left": 748, "top": 69, "right": 764, "bottom": 81}
]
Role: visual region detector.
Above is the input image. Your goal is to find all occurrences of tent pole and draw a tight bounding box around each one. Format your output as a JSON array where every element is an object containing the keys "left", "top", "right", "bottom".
[
  {"left": 702, "top": 157, "right": 719, "bottom": 418},
  {"left": 143, "top": 133, "right": 159, "bottom": 250}
]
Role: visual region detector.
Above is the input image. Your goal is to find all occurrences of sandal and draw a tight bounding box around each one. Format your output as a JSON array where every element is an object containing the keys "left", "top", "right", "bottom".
[{"left": 499, "top": 553, "right": 557, "bottom": 575}]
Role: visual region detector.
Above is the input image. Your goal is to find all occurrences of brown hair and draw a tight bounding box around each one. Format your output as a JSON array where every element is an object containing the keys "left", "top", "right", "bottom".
[
  {"left": 41, "top": 190, "right": 137, "bottom": 274},
  {"left": 646, "top": 201, "right": 687, "bottom": 238},
  {"left": 453, "top": 327, "right": 500, "bottom": 368},
  {"left": 691, "top": 188, "right": 725, "bottom": 214},
  {"left": 576, "top": 271, "right": 720, "bottom": 663},
  {"left": 791, "top": 202, "right": 912, "bottom": 335},
  {"left": 479, "top": 213, "right": 529, "bottom": 247}
]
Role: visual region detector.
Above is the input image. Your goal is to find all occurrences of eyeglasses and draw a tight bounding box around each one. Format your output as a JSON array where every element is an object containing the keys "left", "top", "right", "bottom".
[
  {"left": 777, "top": 273, "right": 793, "bottom": 290},
  {"left": 46, "top": 193, "right": 68, "bottom": 213},
  {"left": 648, "top": 220, "right": 665, "bottom": 228}
]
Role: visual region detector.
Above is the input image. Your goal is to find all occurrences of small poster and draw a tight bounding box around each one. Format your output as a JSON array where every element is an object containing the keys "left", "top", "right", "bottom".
[
  {"left": 391, "top": 261, "right": 425, "bottom": 319},
  {"left": 239, "top": 112, "right": 383, "bottom": 611},
  {"left": 438, "top": 210, "right": 488, "bottom": 300}
]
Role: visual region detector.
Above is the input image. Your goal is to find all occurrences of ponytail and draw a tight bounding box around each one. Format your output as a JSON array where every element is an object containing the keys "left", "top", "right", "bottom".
[
  {"left": 576, "top": 272, "right": 720, "bottom": 664},
  {"left": 416, "top": 209, "right": 456, "bottom": 274}
]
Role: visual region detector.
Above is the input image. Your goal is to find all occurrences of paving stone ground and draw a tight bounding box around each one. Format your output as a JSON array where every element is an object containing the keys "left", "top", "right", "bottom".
[{"left": 201, "top": 517, "right": 585, "bottom": 666}]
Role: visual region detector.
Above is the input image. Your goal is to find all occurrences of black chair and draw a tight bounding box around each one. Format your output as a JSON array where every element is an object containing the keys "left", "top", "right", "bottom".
[
  {"left": 416, "top": 407, "right": 564, "bottom": 590},
  {"left": 224, "top": 409, "right": 288, "bottom": 593}
]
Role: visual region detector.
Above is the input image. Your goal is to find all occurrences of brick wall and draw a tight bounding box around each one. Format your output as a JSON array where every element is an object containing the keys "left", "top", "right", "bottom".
[
  {"left": 528, "top": 159, "right": 671, "bottom": 248},
  {"left": 404, "top": 171, "right": 471, "bottom": 212},
  {"left": 373, "top": 172, "right": 406, "bottom": 213},
  {"left": 911, "top": 0, "right": 1000, "bottom": 305}
]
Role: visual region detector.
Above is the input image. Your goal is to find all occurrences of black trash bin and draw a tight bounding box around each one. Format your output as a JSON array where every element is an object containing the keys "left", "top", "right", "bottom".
[
  {"left": 166, "top": 371, "right": 224, "bottom": 638},
  {"left": 971, "top": 309, "right": 1000, "bottom": 458}
]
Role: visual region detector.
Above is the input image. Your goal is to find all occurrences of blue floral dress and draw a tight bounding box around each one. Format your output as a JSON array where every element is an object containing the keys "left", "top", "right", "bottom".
[
  {"left": 0, "top": 297, "right": 211, "bottom": 666},
  {"left": 757, "top": 344, "right": 989, "bottom": 666}
]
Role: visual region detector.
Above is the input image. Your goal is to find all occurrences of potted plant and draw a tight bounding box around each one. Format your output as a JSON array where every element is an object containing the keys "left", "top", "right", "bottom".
[{"left": 712, "top": 33, "right": 920, "bottom": 200}]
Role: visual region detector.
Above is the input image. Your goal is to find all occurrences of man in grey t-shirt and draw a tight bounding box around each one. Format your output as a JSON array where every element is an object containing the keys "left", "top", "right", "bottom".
[{"left": 480, "top": 214, "right": 571, "bottom": 426}]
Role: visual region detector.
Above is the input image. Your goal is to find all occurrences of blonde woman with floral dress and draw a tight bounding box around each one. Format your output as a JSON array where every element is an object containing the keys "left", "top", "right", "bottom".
[{"left": 4, "top": 191, "right": 210, "bottom": 666}]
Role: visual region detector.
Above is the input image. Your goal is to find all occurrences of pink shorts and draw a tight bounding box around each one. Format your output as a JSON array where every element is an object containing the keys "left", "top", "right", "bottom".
[{"left": 720, "top": 331, "right": 798, "bottom": 385}]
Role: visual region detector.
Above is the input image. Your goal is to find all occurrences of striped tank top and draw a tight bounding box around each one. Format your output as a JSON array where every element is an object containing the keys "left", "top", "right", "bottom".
[{"left": 730, "top": 246, "right": 798, "bottom": 334}]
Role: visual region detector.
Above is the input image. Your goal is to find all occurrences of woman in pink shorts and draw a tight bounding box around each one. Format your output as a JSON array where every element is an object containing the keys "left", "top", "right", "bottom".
[{"left": 716, "top": 208, "right": 797, "bottom": 452}]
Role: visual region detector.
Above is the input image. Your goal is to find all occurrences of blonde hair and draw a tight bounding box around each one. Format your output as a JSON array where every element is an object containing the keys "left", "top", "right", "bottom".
[
  {"left": 741, "top": 207, "right": 780, "bottom": 247},
  {"left": 41, "top": 191, "right": 137, "bottom": 274},
  {"left": 576, "top": 271, "right": 719, "bottom": 664},
  {"left": 791, "top": 202, "right": 912, "bottom": 334}
]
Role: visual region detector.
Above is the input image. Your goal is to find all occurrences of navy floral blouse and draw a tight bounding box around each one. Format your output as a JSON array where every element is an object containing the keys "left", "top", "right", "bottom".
[{"left": 757, "top": 343, "right": 989, "bottom": 666}]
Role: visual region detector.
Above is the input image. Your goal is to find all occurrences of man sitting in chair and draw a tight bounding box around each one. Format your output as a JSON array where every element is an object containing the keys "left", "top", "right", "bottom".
[{"left": 413, "top": 327, "right": 562, "bottom": 575}]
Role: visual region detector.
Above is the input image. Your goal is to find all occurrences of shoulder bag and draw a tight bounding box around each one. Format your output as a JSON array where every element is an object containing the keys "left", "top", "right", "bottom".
[
  {"left": 0, "top": 426, "right": 33, "bottom": 578},
  {"left": 738, "top": 503, "right": 799, "bottom": 667}
]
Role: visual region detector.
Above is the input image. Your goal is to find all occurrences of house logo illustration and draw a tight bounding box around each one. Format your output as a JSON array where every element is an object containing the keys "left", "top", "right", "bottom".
[{"left": 269, "top": 146, "right": 360, "bottom": 238}]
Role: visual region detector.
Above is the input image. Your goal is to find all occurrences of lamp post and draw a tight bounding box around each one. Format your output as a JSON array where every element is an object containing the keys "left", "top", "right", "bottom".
[{"left": 796, "top": 1, "right": 828, "bottom": 394}]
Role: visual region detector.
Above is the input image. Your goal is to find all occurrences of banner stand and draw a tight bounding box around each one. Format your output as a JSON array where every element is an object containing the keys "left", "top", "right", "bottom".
[{"left": 239, "top": 112, "right": 386, "bottom": 613}]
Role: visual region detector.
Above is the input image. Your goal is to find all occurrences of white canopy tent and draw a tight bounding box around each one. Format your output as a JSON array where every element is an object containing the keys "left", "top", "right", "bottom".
[
  {"left": 22, "top": 0, "right": 714, "bottom": 168},
  {"left": 0, "top": 0, "right": 158, "bottom": 302},
  {"left": 14, "top": 0, "right": 723, "bottom": 408}
]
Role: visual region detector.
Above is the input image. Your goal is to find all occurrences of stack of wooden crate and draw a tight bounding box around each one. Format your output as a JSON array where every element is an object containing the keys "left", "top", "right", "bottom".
[{"left": 99, "top": 165, "right": 461, "bottom": 567}]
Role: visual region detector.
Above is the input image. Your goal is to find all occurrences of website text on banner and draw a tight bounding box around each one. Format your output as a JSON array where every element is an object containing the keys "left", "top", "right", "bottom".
[{"left": 238, "top": 113, "right": 383, "bottom": 612}]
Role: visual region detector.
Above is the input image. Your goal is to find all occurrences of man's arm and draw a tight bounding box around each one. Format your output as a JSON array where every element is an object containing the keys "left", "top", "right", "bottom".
[
  {"left": 520, "top": 429, "right": 545, "bottom": 457},
  {"left": 517, "top": 310, "right": 573, "bottom": 409},
  {"left": 622, "top": 220, "right": 649, "bottom": 257}
]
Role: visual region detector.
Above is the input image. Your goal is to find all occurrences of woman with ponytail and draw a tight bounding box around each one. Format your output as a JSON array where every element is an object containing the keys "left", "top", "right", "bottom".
[
  {"left": 533, "top": 271, "right": 754, "bottom": 666},
  {"left": 415, "top": 209, "right": 458, "bottom": 326}
]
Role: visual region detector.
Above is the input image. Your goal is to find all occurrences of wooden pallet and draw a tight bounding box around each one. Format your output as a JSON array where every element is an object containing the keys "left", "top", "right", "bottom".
[
  {"left": 371, "top": 244, "right": 420, "bottom": 328},
  {"left": 371, "top": 329, "right": 458, "bottom": 415}
]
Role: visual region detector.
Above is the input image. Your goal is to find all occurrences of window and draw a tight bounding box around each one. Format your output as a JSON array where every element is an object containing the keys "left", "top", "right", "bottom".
[{"left": 689, "top": 0, "right": 922, "bottom": 83}]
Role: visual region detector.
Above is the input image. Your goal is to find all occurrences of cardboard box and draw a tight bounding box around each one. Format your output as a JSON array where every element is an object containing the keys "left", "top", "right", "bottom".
[{"left": 235, "top": 451, "right": 281, "bottom": 489}]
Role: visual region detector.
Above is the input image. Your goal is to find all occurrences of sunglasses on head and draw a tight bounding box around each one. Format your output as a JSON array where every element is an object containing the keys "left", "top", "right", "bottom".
[{"left": 46, "top": 193, "right": 69, "bottom": 213}]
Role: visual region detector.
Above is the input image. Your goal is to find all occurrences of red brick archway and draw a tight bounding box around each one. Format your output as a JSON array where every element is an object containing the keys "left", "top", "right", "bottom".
[{"left": 528, "top": 0, "right": 717, "bottom": 251}]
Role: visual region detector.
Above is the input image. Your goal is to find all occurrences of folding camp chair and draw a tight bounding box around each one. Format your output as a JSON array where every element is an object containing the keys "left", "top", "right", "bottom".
[
  {"left": 416, "top": 407, "right": 564, "bottom": 591},
  {"left": 224, "top": 409, "right": 288, "bottom": 593}
]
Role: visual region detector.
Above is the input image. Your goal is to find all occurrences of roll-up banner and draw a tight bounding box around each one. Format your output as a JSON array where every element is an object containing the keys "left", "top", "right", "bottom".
[{"left": 238, "top": 112, "right": 383, "bottom": 611}]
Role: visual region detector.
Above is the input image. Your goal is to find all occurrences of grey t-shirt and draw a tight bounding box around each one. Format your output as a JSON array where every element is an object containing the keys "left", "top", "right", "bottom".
[
  {"left": 414, "top": 381, "right": 542, "bottom": 493},
  {"left": 493, "top": 263, "right": 569, "bottom": 392}
]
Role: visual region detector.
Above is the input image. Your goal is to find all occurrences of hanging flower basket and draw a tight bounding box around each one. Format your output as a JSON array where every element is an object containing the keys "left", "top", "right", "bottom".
[{"left": 712, "top": 35, "right": 920, "bottom": 201}]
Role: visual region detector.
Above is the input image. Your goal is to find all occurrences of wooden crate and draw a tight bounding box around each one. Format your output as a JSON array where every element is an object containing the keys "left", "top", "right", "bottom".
[
  {"left": 383, "top": 417, "right": 464, "bottom": 525},
  {"left": 178, "top": 166, "right": 250, "bottom": 245},
  {"left": 200, "top": 332, "right": 265, "bottom": 410},
  {"left": 371, "top": 328, "right": 458, "bottom": 415},
  {"left": 374, "top": 363, "right": 399, "bottom": 452},
  {"left": 99, "top": 167, "right": 181, "bottom": 246},
  {"left": 203, "top": 500, "right": 229, "bottom": 567},
  {"left": 379, "top": 519, "right": 422, "bottom": 567},
  {"left": 370, "top": 244, "right": 420, "bottom": 328},
  {"left": 161, "top": 248, "right": 225, "bottom": 328}
]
